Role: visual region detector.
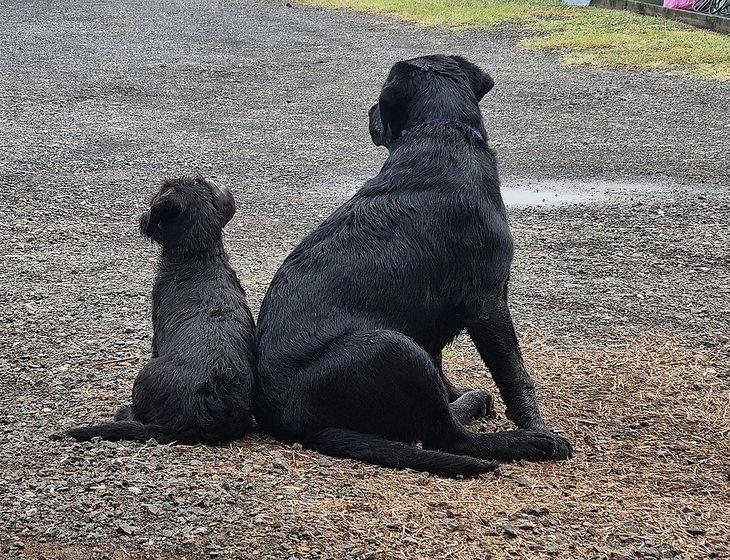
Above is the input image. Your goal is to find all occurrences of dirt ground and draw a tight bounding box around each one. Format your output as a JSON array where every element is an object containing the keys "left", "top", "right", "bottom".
[{"left": 1, "top": 0, "right": 729, "bottom": 558}]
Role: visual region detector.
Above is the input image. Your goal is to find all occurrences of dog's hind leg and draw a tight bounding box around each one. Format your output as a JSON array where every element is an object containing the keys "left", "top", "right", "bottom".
[
  {"left": 299, "top": 330, "right": 557, "bottom": 466},
  {"left": 299, "top": 329, "right": 496, "bottom": 476},
  {"left": 306, "top": 428, "right": 495, "bottom": 477},
  {"left": 443, "top": 427, "right": 564, "bottom": 462},
  {"left": 304, "top": 330, "right": 458, "bottom": 444}
]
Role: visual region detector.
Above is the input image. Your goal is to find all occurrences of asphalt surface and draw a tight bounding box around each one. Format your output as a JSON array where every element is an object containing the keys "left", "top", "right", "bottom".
[{"left": 1, "top": 0, "right": 729, "bottom": 558}]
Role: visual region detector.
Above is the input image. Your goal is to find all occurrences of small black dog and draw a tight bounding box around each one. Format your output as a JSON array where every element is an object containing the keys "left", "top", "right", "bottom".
[
  {"left": 68, "top": 176, "right": 256, "bottom": 444},
  {"left": 254, "top": 55, "right": 572, "bottom": 476}
]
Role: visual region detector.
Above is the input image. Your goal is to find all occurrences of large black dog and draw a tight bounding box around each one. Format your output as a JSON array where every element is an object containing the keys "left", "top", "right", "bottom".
[
  {"left": 254, "top": 55, "right": 572, "bottom": 476},
  {"left": 68, "top": 176, "right": 256, "bottom": 444}
]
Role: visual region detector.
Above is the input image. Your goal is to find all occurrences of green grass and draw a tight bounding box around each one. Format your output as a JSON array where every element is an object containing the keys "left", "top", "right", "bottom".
[{"left": 301, "top": 0, "right": 730, "bottom": 80}]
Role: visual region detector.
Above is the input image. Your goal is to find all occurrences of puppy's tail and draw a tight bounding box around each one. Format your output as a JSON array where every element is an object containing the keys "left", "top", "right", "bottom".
[
  {"left": 66, "top": 421, "right": 169, "bottom": 443},
  {"left": 305, "top": 428, "right": 496, "bottom": 478}
]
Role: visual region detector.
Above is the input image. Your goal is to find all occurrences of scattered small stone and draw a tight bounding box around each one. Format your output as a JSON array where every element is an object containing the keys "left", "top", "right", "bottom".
[
  {"left": 502, "top": 524, "right": 519, "bottom": 538},
  {"left": 641, "top": 546, "right": 661, "bottom": 558},
  {"left": 116, "top": 523, "right": 136, "bottom": 536},
  {"left": 524, "top": 505, "right": 549, "bottom": 516}
]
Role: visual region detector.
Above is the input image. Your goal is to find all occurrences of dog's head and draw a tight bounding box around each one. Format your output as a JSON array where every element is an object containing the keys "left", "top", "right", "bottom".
[
  {"left": 368, "top": 54, "right": 494, "bottom": 149},
  {"left": 139, "top": 175, "right": 236, "bottom": 249}
]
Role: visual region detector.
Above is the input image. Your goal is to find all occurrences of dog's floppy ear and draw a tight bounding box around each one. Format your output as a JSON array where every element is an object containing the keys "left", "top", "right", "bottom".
[
  {"left": 450, "top": 55, "right": 494, "bottom": 102},
  {"left": 377, "top": 63, "right": 412, "bottom": 144},
  {"left": 368, "top": 103, "right": 386, "bottom": 147},
  {"left": 211, "top": 180, "right": 236, "bottom": 228},
  {"left": 141, "top": 187, "right": 184, "bottom": 238}
]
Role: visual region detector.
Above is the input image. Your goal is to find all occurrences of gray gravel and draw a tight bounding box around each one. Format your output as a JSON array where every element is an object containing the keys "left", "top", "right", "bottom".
[{"left": 1, "top": 0, "right": 729, "bottom": 558}]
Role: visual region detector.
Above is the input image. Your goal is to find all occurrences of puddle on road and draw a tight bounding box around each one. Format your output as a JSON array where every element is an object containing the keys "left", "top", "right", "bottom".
[
  {"left": 499, "top": 178, "right": 666, "bottom": 207},
  {"left": 327, "top": 176, "right": 673, "bottom": 208},
  {"left": 500, "top": 178, "right": 673, "bottom": 208},
  {"left": 500, "top": 187, "right": 595, "bottom": 207}
]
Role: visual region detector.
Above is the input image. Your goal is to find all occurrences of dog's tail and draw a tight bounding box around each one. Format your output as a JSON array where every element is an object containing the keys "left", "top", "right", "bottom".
[
  {"left": 305, "top": 427, "right": 496, "bottom": 478},
  {"left": 66, "top": 421, "right": 170, "bottom": 443}
]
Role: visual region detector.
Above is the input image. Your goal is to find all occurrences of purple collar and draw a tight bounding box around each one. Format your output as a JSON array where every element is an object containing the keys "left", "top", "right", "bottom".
[{"left": 401, "top": 118, "right": 485, "bottom": 143}]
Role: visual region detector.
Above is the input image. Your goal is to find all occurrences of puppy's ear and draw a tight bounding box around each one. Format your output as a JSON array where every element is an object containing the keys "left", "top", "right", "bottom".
[
  {"left": 450, "top": 55, "right": 494, "bottom": 102},
  {"left": 368, "top": 103, "right": 386, "bottom": 147},
  {"left": 141, "top": 188, "right": 184, "bottom": 238},
  {"left": 211, "top": 181, "right": 236, "bottom": 228}
]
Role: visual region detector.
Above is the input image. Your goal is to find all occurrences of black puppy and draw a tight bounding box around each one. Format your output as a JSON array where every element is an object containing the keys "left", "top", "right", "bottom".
[
  {"left": 68, "top": 176, "right": 256, "bottom": 444},
  {"left": 254, "top": 55, "right": 572, "bottom": 477}
]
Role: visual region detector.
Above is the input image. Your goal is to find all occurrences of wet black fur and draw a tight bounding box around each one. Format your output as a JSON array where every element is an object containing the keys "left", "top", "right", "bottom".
[
  {"left": 255, "top": 55, "right": 573, "bottom": 476},
  {"left": 68, "top": 176, "right": 256, "bottom": 444}
]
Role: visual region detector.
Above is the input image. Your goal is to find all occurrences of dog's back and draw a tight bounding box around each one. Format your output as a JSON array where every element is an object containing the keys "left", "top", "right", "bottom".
[{"left": 68, "top": 177, "right": 255, "bottom": 444}]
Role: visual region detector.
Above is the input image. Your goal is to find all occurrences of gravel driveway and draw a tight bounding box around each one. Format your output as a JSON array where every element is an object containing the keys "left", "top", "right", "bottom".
[{"left": 1, "top": 0, "right": 729, "bottom": 558}]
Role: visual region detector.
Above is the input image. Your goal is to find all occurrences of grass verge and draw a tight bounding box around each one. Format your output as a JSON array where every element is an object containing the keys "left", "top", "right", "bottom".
[{"left": 300, "top": 0, "right": 730, "bottom": 80}]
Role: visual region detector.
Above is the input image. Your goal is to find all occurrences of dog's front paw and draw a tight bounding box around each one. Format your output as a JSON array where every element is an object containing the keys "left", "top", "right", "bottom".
[
  {"left": 545, "top": 431, "right": 573, "bottom": 460},
  {"left": 512, "top": 430, "right": 560, "bottom": 462},
  {"left": 518, "top": 423, "right": 573, "bottom": 460}
]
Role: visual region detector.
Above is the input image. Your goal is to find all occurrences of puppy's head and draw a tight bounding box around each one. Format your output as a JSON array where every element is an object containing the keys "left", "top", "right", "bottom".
[
  {"left": 139, "top": 175, "right": 236, "bottom": 248},
  {"left": 368, "top": 54, "right": 494, "bottom": 148}
]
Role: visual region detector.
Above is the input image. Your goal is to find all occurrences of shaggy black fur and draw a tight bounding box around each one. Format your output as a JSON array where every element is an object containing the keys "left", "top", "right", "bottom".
[
  {"left": 68, "top": 176, "right": 256, "bottom": 444},
  {"left": 254, "top": 55, "right": 573, "bottom": 477}
]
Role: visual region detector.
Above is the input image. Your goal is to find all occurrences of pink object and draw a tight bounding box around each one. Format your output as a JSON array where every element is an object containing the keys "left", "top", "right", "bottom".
[{"left": 663, "top": 0, "right": 693, "bottom": 9}]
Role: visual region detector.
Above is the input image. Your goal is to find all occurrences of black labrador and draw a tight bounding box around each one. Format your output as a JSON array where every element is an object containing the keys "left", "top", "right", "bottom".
[
  {"left": 68, "top": 176, "right": 256, "bottom": 444},
  {"left": 254, "top": 55, "right": 573, "bottom": 476}
]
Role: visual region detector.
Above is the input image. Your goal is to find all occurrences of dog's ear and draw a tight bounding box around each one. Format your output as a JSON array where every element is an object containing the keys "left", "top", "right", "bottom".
[
  {"left": 377, "top": 63, "right": 412, "bottom": 143},
  {"left": 211, "top": 181, "right": 236, "bottom": 228},
  {"left": 450, "top": 55, "right": 494, "bottom": 102},
  {"left": 368, "top": 103, "right": 386, "bottom": 147},
  {"left": 141, "top": 187, "right": 184, "bottom": 239}
]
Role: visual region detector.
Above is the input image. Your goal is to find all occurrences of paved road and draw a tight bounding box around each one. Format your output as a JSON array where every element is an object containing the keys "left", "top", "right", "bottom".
[{"left": 1, "top": 0, "right": 728, "bottom": 558}]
